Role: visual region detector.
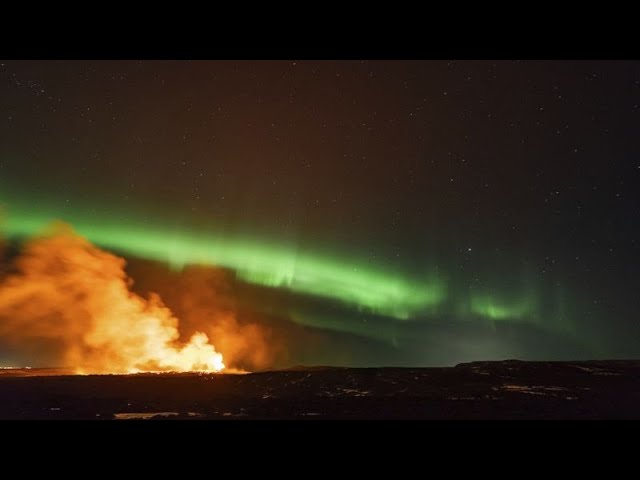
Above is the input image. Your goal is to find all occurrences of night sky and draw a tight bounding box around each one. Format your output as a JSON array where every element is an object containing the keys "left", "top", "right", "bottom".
[{"left": 1, "top": 60, "right": 639, "bottom": 367}]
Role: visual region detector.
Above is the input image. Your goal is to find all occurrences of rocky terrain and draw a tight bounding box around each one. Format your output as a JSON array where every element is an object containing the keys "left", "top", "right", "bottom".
[{"left": 1, "top": 360, "right": 639, "bottom": 419}]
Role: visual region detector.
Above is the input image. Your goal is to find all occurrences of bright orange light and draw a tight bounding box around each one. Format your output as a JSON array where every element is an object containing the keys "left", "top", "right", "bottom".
[{"left": 0, "top": 223, "right": 225, "bottom": 374}]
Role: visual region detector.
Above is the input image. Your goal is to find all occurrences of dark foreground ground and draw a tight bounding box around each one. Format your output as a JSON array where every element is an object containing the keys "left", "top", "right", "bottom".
[{"left": 1, "top": 360, "right": 640, "bottom": 419}]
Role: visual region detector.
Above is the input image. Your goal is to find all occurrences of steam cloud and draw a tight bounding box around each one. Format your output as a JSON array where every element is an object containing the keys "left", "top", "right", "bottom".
[{"left": 0, "top": 223, "right": 242, "bottom": 373}]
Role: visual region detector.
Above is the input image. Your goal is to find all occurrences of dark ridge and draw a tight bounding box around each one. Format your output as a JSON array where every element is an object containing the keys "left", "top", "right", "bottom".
[{"left": 1, "top": 360, "right": 640, "bottom": 419}]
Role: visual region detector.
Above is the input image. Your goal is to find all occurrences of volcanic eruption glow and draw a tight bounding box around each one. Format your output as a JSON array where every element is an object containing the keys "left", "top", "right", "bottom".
[{"left": 0, "top": 223, "right": 225, "bottom": 374}]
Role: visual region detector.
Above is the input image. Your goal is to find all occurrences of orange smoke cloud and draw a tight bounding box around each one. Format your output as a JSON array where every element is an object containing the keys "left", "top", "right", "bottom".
[
  {"left": 0, "top": 223, "right": 224, "bottom": 374},
  {"left": 161, "top": 266, "right": 278, "bottom": 371}
]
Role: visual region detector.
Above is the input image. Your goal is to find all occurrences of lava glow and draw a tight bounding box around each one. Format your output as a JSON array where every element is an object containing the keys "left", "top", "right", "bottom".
[
  {"left": 0, "top": 223, "right": 225, "bottom": 374},
  {"left": 119, "top": 332, "right": 225, "bottom": 375}
]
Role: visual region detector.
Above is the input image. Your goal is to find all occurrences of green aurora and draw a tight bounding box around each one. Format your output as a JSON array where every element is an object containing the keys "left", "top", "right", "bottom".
[
  {"left": 1, "top": 195, "right": 446, "bottom": 319},
  {"left": 0, "top": 190, "right": 573, "bottom": 337}
]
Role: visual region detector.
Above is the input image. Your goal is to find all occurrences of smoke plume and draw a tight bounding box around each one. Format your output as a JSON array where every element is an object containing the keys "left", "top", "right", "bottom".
[{"left": 0, "top": 223, "right": 225, "bottom": 373}]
